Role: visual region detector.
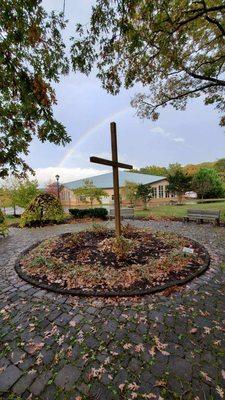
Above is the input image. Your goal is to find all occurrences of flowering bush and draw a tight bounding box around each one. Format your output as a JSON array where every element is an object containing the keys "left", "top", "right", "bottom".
[{"left": 20, "top": 193, "right": 64, "bottom": 227}]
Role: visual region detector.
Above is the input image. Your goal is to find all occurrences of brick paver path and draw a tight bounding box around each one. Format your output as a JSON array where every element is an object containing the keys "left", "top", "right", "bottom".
[{"left": 0, "top": 221, "right": 225, "bottom": 400}]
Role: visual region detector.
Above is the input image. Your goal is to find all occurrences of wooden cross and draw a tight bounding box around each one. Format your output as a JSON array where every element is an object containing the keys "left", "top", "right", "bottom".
[{"left": 90, "top": 122, "right": 133, "bottom": 237}]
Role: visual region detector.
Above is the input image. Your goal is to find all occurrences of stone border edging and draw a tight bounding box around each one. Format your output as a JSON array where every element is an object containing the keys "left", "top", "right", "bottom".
[{"left": 14, "top": 236, "right": 210, "bottom": 298}]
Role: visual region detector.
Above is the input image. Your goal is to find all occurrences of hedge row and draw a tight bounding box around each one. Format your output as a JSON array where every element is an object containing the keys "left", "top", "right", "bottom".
[{"left": 69, "top": 207, "right": 108, "bottom": 219}]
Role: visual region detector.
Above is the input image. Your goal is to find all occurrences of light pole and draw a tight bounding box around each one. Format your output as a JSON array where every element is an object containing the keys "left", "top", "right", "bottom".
[{"left": 55, "top": 174, "right": 60, "bottom": 200}]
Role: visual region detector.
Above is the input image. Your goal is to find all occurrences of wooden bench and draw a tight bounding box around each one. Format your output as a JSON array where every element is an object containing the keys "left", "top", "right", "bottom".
[
  {"left": 109, "top": 208, "right": 134, "bottom": 220},
  {"left": 184, "top": 209, "right": 220, "bottom": 225}
]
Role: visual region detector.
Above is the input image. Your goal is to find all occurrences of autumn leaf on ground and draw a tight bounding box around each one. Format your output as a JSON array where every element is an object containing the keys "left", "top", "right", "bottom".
[
  {"left": 154, "top": 379, "right": 167, "bottom": 387},
  {"left": 27, "top": 342, "right": 44, "bottom": 355},
  {"left": 190, "top": 328, "right": 198, "bottom": 334},
  {"left": 69, "top": 320, "right": 76, "bottom": 327},
  {"left": 119, "top": 383, "right": 125, "bottom": 392},
  {"left": 28, "top": 369, "right": 37, "bottom": 375},
  {"left": 203, "top": 327, "right": 211, "bottom": 334},
  {"left": 123, "top": 343, "right": 132, "bottom": 349},
  {"left": 135, "top": 343, "right": 144, "bottom": 353},
  {"left": 128, "top": 382, "right": 139, "bottom": 391},
  {"left": 216, "top": 386, "right": 224, "bottom": 399},
  {"left": 200, "top": 371, "right": 212, "bottom": 382}
]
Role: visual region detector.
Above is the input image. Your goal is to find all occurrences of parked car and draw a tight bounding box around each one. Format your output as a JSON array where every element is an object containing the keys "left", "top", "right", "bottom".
[{"left": 184, "top": 191, "right": 197, "bottom": 199}]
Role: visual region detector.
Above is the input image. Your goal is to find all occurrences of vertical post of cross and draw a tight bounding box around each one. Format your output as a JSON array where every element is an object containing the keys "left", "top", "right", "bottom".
[
  {"left": 90, "top": 122, "right": 133, "bottom": 237},
  {"left": 110, "top": 122, "right": 121, "bottom": 237}
]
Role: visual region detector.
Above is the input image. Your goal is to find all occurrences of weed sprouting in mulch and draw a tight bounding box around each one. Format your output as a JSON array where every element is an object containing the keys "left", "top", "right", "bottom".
[{"left": 19, "top": 225, "right": 208, "bottom": 294}]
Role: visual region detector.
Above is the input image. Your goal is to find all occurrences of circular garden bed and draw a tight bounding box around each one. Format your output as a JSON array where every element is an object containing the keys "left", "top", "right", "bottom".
[{"left": 15, "top": 226, "right": 210, "bottom": 297}]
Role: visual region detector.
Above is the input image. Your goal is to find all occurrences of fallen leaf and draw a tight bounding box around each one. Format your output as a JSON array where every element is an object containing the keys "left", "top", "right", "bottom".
[
  {"left": 216, "top": 386, "right": 224, "bottom": 399},
  {"left": 200, "top": 371, "right": 212, "bottom": 382}
]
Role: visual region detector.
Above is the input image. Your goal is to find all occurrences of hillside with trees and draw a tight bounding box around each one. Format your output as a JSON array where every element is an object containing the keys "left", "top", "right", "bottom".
[{"left": 133, "top": 158, "right": 225, "bottom": 181}]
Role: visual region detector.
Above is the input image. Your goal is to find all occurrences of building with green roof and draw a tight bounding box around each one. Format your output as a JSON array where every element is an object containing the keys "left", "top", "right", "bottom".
[{"left": 60, "top": 171, "right": 174, "bottom": 207}]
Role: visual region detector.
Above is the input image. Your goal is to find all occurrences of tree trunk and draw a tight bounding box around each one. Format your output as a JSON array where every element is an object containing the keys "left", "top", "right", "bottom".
[
  {"left": 143, "top": 199, "right": 147, "bottom": 210},
  {"left": 177, "top": 194, "right": 182, "bottom": 204}
]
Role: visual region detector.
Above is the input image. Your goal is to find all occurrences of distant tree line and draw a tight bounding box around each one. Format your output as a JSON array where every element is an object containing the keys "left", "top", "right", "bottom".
[
  {"left": 132, "top": 159, "right": 225, "bottom": 202},
  {"left": 133, "top": 158, "right": 225, "bottom": 179}
]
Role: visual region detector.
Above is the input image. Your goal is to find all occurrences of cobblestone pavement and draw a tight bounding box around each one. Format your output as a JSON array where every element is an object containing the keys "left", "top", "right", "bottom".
[{"left": 0, "top": 220, "right": 225, "bottom": 400}]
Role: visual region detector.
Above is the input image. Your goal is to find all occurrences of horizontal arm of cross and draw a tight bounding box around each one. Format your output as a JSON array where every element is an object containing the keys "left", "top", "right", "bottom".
[{"left": 90, "top": 156, "right": 133, "bottom": 170}]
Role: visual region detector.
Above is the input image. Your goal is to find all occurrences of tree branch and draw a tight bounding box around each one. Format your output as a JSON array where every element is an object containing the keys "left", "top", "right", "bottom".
[
  {"left": 205, "top": 15, "right": 225, "bottom": 36},
  {"left": 184, "top": 68, "right": 225, "bottom": 85},
  {"left": 171, "top": 5, "right": 225, "bottom": 32},
  {"left": 141, "top": 83, "right": 218, "bottom": 114}
]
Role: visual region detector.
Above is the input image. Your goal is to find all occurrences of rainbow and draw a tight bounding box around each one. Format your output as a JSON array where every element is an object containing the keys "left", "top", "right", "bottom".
[{"left": 58, "top": 106, "right": 131, "bottom": 167}]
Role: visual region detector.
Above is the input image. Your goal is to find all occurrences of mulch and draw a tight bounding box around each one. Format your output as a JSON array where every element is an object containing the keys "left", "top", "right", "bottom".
[{"left": 15, "top": 228, "right": 210, "bottom": 297}]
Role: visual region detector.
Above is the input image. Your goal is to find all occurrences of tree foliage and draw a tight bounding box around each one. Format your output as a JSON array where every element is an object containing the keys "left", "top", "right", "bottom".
[
  {"left": 192, "top": 168, "right": 224, "bottom": 198},
  {"left": 214, "top": 158, "right": 225, "bottom": 182},
  {"left": 0, "top": 186, "right": 12, "bottom": 210},
  {"left": 20, "top": 192, "right": 64, "bottom": 227},
  {"left": 0, "top": 0, "right": 70, "bottom": 178},
  {"left": 0, "top": 178, "right": 39, "bottom": 213},
  {"left": 167, "top": 163, "right": 184, "bottom": 175},
  {"left": 45, "top": 181, "right": 63, "bottom": 197},
  {"left": 133, "top": 165, "right": 167, "bottom": 176},
  {"left": 73, "top": 179, "right": 109, "bottom": 206},
  {"left": 215, "top": 158, "right": 225, "bottom": 172},
  {"left": 12, "top": 179, "right": 40, "bottom": 208},
  {"left": 0, "top": 209, "right": 8, "bottom": 237},
  {"left": 124, "top": 180, "right": 138, "bottom": 206},
  {"left": 167, "top": 168, "right": 192, "bottom": 202},
  {"left": 135, "top": 184, "right": 153, "bottom": 210},
  {"left": 71, "top": 0, "right": 225, "bottom": 126},
  {"left": 0, "top": 178, "right": 18, "bottom": 214}
]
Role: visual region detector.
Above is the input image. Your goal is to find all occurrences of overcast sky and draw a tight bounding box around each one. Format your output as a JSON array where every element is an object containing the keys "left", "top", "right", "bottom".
[{"left": 27, "top": 0, "right": 225, "bottom": 185}]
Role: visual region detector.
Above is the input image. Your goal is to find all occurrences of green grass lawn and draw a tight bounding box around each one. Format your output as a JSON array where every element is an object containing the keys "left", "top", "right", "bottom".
[
  {"left": 5, "top": 215, "right": 20, "bottom": 226},
  {"left": 135, "top": 201, "right": 225, "bottom": 221}
]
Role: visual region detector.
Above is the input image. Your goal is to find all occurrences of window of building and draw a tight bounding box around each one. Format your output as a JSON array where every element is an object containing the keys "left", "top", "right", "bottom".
[
  {"left": 159, "top": 185, "right": 164, "bottom": 198},
  {"left": 165, "top": 186, "right": 170, "bottom": 198},
  {"left": 111, "top": 195, "right": 114, "bottom": 200},
  {"left": 152, "top": 187, "right": 157, "bottom": 198}
]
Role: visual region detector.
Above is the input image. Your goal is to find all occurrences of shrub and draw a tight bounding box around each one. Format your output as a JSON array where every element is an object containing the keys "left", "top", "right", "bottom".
[
  {"left": 192, "top": 168, "right": 224, "bottom": 199},
  {"left": 69, "top": 207, "right": 108, "bottom": 219},
  {"left": 20, "top": 193, "right": 64, "bottom": 227},
  {"left": 0, "top": 209, "right": 8, "bottom": 237}
]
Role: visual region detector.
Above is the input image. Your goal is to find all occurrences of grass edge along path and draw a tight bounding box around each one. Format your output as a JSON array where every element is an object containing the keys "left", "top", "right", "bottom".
[{"left": 135, "top": 201, "right": 225, "bottom": 222}]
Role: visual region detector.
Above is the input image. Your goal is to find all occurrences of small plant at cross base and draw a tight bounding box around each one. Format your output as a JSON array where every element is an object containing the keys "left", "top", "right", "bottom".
[
  {"left": 100, "top": 235, "right": 133, "bottom": 260},
  {"left": 91, "top": 223, "right": 108, "bottom": 234},
  {"left": 0, "top": 209, "right": 8, "bottom": 237},
  {"left": 20, "top": 193, "right": 64, "bottom": 227}
]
